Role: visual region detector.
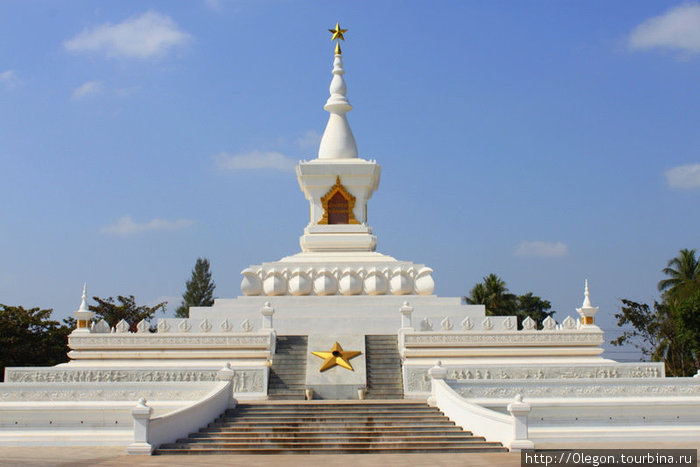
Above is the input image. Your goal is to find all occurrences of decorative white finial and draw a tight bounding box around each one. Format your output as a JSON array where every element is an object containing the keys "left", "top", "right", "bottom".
[
  {"left": 79, "top": 283, "right": 89, "bottom": 312},
  {"left": 582, "top": 279, "right": 592, "bottom": 308},
  {"left": 318, "top": 28, "right": 358, "bottom": 160},
  {"left": 73, "top": 283, "right": 94, "bottom": 333},
  {"left": 576, "top": 279, "right": 599, "bottom": 325}
]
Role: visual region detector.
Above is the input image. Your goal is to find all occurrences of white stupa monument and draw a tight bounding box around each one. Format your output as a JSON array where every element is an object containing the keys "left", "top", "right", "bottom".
[{"left": 1, "top": 24, "right": 698, "bottom": 454}]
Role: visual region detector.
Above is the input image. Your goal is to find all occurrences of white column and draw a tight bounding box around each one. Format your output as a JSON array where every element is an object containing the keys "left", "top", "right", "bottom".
[
  {"left": 506, "top": 394, "right": 534, "bottom": 451},
  {"left": 399, "top": 301, "right": 414, "bottom": 330},
  {"left": 427, "top": 361, "right": 447, "bottom": 407},
  {"left": 126, "top": 398, "right": 153, "bottom": 455},
  {"left": 217, "top": 362, "right": 236, "bottom": 407},
  {"left": 217, "top": 362, "right": 235, "bottom": 382},
  {"left": 260, "top": 302, "right": 274, "bottom": 330}
]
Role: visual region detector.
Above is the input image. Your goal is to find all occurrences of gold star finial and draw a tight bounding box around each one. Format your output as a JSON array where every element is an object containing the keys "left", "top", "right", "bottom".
[
  {"left": 312, "top": 341, "right": 361, "bottom": 371},
  {"left": 328, "top": 22, "right": 348, "bottom": 42},
  {"left": 328, "top": 22, "right": 348, "bottom": 54}
]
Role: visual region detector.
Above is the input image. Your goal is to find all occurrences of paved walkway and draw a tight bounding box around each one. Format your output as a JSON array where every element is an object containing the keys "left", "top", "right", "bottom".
[{"left": 0, "top": 447, "right": 523, "bottom": 467}]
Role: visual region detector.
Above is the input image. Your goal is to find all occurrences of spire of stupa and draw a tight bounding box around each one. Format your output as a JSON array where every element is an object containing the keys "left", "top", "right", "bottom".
[
  {"left": 576, "top": 279, "right": 599, "bottom": 325},
  {"left": 318, "top": 22, "right": 358, "bottom": 160},
  {"left": 79, "top": 283, "right": 89, "bottom": 312},
  {"left": 582, "top": 279, "right": 593, "bottom": 308},
  {"left": 73, "top": 282, "right": 94, "bottom": 333}
]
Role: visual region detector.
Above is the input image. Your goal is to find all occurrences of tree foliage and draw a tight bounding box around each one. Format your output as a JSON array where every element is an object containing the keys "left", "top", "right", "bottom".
[
  {"left": 464, "top": 274, "right": 555, "bottom": 328},
  {"left": 611, "top": 299, "right": 664, "bottom": 361},
  {"left": 465, "top": 274, "right": 517, "bottom": 316},
  {"left": 614, "top": 248, "right": 700, "bottom": 376},
  {"left": 516, "top": 292, "right": 556, "bottom": 327},
  {"left": 89, "top": 295, "right": 166, "bottom": 332},
  {"left": 176, "top": 257, "right": 216, "bottom": 318},
  {"left": 658, "top": 248, "right": 700, "bottom": 295},
  {"left": 673, "top": 289, "right": 700, "bottom": 372},
  {"left": 0, "top": 305, "right": 72, "bottom": 381}
]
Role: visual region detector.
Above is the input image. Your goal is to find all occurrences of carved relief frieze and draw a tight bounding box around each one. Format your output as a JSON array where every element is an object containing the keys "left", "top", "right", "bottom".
[
  {"left": 453, "top": 380, "right": 700, "bottom": 399},
  {"left": 0, "top": 384, "right": 215, "bottom": 402},
  {"left": 403, "top": 331, "right": 604, "bottom": 347},
  {"left": 68, "top": 333, "right": 271, "bottom": 349},
  {"left": 403, "top": 364, "right": 663, "bottom": 393},
  {"left": 232, "top": 369, "right": 265, "bottom": 393},
  {"left": 3, "top": 368, "right": 266, "bottom": 395},
  {"left": 5, "top": 368, "right": 219, "bottom": 383}
]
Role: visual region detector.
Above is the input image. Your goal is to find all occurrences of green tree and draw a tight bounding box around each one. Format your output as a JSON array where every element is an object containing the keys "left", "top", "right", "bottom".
[
  {"left": 0, "top": 305, "right": 72, "bottom": 381},
  {"left": 675, "top": 289, "right": 700, "bottom": 371},
  {"left": 614, "top": 248, "right": 700, "bottom": 376},
  {"left": 612, "top": 299, "right": 696, "bottom": 377},
  {"left": 658, "top": 248, "right": 700, "bottom": 298},
  {"left": 175, "top": 257, "right": 216, "bottom": 318},
  {"left": 464, "top": 274, "right": 554, "bottom": 327},
  {"left": 515, "top": 292, "right": 555, "bottom": 327},
  {"left": 464, "top": 274, "right": 517, "bottom": 316},
  {"left": 611, "top": 299, "right": 664, "bottom": 362},
  {"left": 89, "top": 295, "right": 166, "bottom": 332}
]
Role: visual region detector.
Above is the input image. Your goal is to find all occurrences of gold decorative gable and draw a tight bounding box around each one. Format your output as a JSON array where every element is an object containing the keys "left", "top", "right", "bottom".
[{"left": 318, "top": 176, "right": 360, "bottom": 225}]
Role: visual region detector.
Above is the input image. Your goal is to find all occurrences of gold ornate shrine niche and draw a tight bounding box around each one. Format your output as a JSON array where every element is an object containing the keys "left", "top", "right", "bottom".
[{"left": 318, "top": 176, "right": 360, "bottom": 225}]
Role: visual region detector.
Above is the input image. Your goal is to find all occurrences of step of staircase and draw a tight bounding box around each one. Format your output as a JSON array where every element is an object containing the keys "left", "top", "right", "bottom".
[
  {"left": 155, "top": 401, "right": 507, "bottom": 455},
  {"left": 364, "top": 335, "right": 403, "bottom": 399},
  {"left": 268, "top": 335, "right": 308, "bottom": 400}
]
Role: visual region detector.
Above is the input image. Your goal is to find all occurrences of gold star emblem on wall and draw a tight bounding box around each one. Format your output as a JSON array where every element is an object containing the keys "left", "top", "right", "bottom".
[{"left": 312, "top": 341, "right": 361, "bottom": 371}]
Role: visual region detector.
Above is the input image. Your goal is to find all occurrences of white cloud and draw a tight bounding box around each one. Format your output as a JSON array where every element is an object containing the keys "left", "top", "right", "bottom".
[
  {"left": 203, "top": 0, "right": 242, "bottom": 12},
  {"left": 515, "top": 241, "right": 569, "bottom": 258},
  {"left": 297, "top": 130, "right": 322, "bottom": 149},
  {"left": 115, "top": 86, "right": 140, "bottom": 97},
  {"left": 213, "top": 150, "right": 297, "bottom": 173},
  {"left": 629, "top": 3, "right": 700, "bottom": 55},
  {"left": 0, "top": 70, "right": 22, "bottom": 89},
  {"left": 101, "top": 216, "right": 194, "bottom": 236},
  {"left": 666, "top": 163, "right": 700, "bottom": 189},
  {"left": 72, "top": 81, "right": 104, "bottom": 99},
  {"left": 63, "top": 11, "right": 192, "bottom": 59},
  {"left": 204, "top": 0, "right": 224, "bottom": 11}
]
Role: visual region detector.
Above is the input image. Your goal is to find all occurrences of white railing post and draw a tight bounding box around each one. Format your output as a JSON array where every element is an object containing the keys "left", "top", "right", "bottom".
[
  {"left": 126, "top": 398, "right": 154, "bottom": 455},
  {"left": 399, "top": 301, "right": 414, "bottom": 330},
  {"left": 427, "top": 361, "right": 447, "bottom": 406},
  {"left": 217, "top": 362, "right": 236, "bottom": 407},
  {"left": 260, "top": 302, "right": 274, "bottom": 330},
  {"left": 217, "top": 362, "right": 235, "bottom": 382},
  {"left": 506, "top": 394, "right": 534, "bottom": 451}
]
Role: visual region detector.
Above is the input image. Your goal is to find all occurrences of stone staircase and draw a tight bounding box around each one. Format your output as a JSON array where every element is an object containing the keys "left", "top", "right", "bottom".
[
  {"left": 155, "top": 401, "right": 507, "bottom": 454},
  {"left": 365, "top": 335, "right": 404, "bottom": 399},
  {"left": 267, "top": 335, "right": 308, "bottom": 400}
]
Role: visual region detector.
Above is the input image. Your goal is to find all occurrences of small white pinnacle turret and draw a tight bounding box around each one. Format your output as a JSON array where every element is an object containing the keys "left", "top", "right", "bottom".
[
  {"left": 576, "top": 279, "right": 599, "bottom": 326},
  {"left": 79, "top": 283, "right": 89, "bottom": 312},
  {"left": 582, "top": 279, "right": 593, "bottom": 308},
  {"left": 73, "top": 283, "right": 94, "bottom": 333},
  {"left": 318, "top": 30, "right": 358, "bottom": 159}
]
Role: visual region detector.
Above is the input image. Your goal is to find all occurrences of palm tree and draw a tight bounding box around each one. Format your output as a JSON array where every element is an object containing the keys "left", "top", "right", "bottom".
[
  {"left": 658, "top": 249, "right": 700, "bottom": 298},
  {"left": 465, "top": 273, "right": 517, "bottom": 316}
]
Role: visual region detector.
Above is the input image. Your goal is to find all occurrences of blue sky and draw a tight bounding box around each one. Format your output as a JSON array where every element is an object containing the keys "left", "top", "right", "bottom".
[{"left": 2, "top": 1, "right": 699, "bottom": 361}]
